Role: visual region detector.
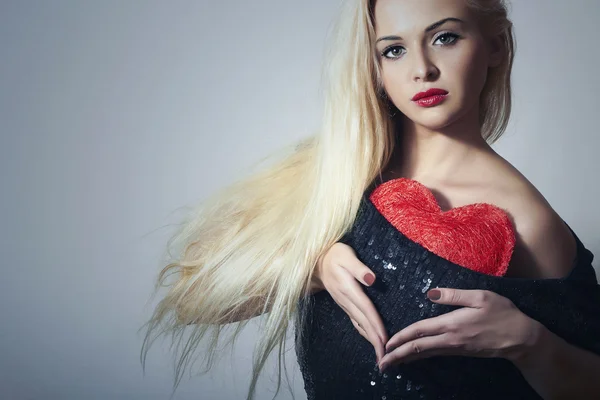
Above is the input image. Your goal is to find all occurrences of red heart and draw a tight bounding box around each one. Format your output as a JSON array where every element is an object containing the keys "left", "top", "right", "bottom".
[{"left": 369, "top": 178, "right": 515, "bottom": 276}]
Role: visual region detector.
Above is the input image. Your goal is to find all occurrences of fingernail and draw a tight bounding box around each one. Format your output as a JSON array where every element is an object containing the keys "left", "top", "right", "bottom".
[
  {"left": 379, "top": 362, "right": 387, "bottom": 373},
  {"left": 364, "top": 273, "right": 375, "bottom": 286},
  {"left": 427, "top": 289, "right": 441, "bottom": 300}
]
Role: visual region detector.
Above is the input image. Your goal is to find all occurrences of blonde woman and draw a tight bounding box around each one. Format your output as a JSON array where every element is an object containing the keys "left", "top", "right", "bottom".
[{"left": 140, "top": 0, "right": 600, "bottom": 399}]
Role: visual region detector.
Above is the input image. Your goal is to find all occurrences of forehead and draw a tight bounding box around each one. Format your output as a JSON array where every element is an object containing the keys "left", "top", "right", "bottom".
[{"left": 373, "top": 0, "right": 474, "bottom": 33}]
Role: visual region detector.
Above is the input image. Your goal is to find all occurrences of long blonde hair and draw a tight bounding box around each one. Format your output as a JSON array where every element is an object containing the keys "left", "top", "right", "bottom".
[{"left": 139, "top": 1, "right": 515, "bottom": 399}]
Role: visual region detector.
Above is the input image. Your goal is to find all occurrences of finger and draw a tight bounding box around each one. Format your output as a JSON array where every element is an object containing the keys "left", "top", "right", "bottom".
[
  {"left": 427, "top": 288, "right": 490, "bottom": 308},
  {"left": 336, "top": 251, "right": 388, "bottom": 344},
  {"left": 379, "top": 333, "right": 458, "bottom": 371},
  {"left": 341, "top": 281, "right": 389, "bottom": 345},
  {"left": 326, "top": 265, "right": 386, "bottom": 362},
  {"left": 385, "top": 316, "right": 447, "bottom": 353},
  {"left": 350, "top": 318, "right": 368, "bottom": 340},
  {"left": 350, "top": 317, "right": 384, "bottom": 364},
  {"left": 343, "top": 304, "right": 382, "bottom": 364},
  {"left": 337, "top": 298, "right": 378, "bottom": 345},
  {"left": 337, "top": 243, "right": 378, "bottom": 288},
  {"left": 340, "top": 298, "right": 386, "bottom": 363},
  {"left": 339, "top": 302, "right": 373, "bottom": 343}
]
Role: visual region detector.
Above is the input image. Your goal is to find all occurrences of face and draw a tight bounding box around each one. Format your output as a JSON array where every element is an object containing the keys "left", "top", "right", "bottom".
[{"left": 373, "top": 0, "right": 502, "bottom": 131}]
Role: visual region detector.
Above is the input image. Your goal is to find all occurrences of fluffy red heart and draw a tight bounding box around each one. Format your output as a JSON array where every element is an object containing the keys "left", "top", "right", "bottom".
[{"left": 369, "top": 178, "right": 515, "bottom": 277}]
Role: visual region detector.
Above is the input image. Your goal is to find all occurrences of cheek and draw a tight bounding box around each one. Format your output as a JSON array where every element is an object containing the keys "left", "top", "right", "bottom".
[
  {"left": 380, "top": 67, "right": 409, "bottom": 109},
  {"left": 453, "top": 47, "right": 490, "bottom": 97}
]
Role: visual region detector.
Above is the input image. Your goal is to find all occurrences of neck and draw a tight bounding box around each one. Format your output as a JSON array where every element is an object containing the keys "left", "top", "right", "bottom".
[{"left": 387, "top": 104, "right": 495, "bottom": 183}]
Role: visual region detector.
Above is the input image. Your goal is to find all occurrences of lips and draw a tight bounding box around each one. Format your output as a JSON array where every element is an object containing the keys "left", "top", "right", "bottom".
[{"left": 412, "top": 88, "right": 448, "bottom": 101}]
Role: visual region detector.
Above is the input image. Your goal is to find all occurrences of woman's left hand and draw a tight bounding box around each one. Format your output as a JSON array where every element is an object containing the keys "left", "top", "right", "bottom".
[{"left": 378, "top": 288, "right": 544, "bottom": 373}]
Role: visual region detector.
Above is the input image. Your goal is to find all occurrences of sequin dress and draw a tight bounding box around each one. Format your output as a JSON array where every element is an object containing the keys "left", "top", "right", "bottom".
[{"left": 294, "top": 180, "right": 600, "bottom": 400}]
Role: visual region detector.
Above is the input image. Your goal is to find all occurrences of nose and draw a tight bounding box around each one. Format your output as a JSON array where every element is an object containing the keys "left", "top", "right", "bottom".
[{"left": 412, "top": 47, "right": 439, "bottom": 82}]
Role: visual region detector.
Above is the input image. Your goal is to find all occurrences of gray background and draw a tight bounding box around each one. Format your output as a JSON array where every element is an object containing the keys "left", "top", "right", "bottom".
[{"left": 1, "top": 1, "right": 598, "bottom": 399}]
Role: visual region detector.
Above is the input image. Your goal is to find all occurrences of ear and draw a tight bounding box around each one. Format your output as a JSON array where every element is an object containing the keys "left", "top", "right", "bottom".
[{"left": 487, "top": 34, "right": 504, "bottom": 68}]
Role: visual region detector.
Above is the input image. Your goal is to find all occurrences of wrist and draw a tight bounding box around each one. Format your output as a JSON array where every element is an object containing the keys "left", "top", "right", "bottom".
[
  {"left": 512, "top": 318, "right": 555, "bottom": 371},
  {"left": 310, "top": 275, "right": 325, "bottom": 293},
  {"left": 310, "top": 256, "right": 326, "bottom": 294}
]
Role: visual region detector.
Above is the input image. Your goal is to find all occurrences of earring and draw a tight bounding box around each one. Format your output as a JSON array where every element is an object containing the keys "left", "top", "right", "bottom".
[
  {"left": 380, "top": 91, "right": 397, "bottom": 118},
  {"left": 388, "top": 105, "right": 397, "bottom": 118},
  {"left": 386, "top": 97, "right": 398, "bottom": 118}
]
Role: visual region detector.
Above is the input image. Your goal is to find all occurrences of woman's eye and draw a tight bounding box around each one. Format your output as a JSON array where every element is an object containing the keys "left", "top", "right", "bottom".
[
  {"left": 380, "top": 32, "right": 460, "bottom": 60},
  {"left": 381, "top": 46, "right": 405, "bottom": 59},
  {"left": 435, "top": 32, "right": 460, "bottom": 46}
]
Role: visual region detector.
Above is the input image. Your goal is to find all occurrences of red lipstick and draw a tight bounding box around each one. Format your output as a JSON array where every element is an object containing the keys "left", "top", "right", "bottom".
[{"left": 411, "top": 88, "right": 448, "bottom": 107}]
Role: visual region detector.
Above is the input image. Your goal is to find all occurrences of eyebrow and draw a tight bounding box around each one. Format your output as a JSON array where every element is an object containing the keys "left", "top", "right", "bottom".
[{"left": 375, "top": 17, "right": 466, "bottom": 44}]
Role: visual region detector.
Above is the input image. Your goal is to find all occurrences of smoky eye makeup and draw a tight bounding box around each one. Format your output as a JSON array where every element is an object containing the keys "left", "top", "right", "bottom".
[{"left": 378, "top": 31, "right": 462, "bottom": 60}]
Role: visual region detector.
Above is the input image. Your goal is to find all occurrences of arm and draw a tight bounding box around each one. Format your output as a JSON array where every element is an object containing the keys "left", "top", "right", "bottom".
[
  {"left": 309, "top": 253, "right": 327, "bottom": 294},
  {"left": 508, "top": 196, "right": 600, "bottom": 398},
  {"left": 514, "top": 321, "right": 600, "bottom": 400}
]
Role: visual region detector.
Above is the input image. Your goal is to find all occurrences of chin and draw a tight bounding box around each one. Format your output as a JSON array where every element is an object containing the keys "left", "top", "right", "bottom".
[{"left": 405, "top": 111, "right": 457, "bottom": 130}]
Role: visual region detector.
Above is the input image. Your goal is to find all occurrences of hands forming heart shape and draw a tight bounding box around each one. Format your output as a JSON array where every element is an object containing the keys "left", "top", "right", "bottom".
[
  {"left": 314, "top": 178, "right": 539, "bottom": 373},
  {"left": 316, "top": 242, "right": 541, "bottom": 374}
]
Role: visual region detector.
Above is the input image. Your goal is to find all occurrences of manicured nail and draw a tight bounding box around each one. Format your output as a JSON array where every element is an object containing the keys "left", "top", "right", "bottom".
[
  {"left": 364, "top": 273, "right": 375, "bottom": 286},
  {"left": 427, "top": 289, "right": 441, "bottom": 300}
]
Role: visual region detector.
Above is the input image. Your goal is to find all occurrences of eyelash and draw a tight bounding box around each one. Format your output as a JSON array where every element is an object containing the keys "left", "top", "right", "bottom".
[{"left": 380, "top": 32, "right": 461, "bottom": 60}]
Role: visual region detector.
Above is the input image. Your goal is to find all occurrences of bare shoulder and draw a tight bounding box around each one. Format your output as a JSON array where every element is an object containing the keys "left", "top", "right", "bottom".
[{"left": 484, "top": 158, "right": 577, "bottom": 279}]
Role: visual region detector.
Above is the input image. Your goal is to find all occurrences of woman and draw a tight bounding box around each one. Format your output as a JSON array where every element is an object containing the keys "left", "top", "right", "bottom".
[{"left": 140, "top": 0, "right": 600, "bottom": 399}]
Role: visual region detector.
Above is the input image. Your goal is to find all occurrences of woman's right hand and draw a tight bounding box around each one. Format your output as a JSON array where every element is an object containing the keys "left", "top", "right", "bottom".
[{"left": 315, "top": 242, "right": 389, "bottom": 364}]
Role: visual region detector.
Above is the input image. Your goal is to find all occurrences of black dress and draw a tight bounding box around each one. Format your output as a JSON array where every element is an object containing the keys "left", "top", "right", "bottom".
[{"left": 295, "top": 181, "right": 600, "bottom": 400}]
